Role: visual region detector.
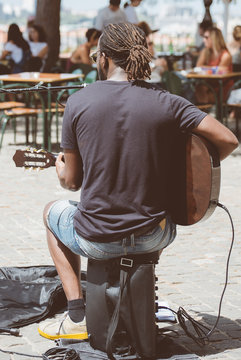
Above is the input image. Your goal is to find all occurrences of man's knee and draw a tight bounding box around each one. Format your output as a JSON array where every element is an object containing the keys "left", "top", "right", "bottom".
[{"left": 43, "top": 201, "right": 56, "bottom": 227}]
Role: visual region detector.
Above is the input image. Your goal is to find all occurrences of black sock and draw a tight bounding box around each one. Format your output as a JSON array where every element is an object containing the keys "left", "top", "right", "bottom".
[{"left": 68, "top": 298, "right": 85, "bottom": 323}]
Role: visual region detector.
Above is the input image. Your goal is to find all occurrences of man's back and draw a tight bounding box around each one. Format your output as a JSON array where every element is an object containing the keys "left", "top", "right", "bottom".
[{"left": 61, "top": 80, "right": 206, "bottom": 242}]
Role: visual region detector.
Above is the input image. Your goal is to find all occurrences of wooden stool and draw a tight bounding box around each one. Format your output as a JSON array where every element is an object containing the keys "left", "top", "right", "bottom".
[{"left": 86, "top": 251, "right": 159, "bottom": 359}]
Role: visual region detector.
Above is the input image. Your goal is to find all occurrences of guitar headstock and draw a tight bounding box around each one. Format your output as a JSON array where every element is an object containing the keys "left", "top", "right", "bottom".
[{"left": 13, "top": 148, "right": 56, "bottom": 170}]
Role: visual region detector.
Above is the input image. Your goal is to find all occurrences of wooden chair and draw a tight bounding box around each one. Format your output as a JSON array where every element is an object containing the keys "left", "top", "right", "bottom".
[{"left": 162, "top": 71, "right": 213, "bottom": 112}]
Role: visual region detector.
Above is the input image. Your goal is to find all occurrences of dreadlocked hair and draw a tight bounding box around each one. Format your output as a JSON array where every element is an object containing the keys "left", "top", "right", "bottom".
[{"left": 99, "top": 23, "right": 152, "bottom": 81}]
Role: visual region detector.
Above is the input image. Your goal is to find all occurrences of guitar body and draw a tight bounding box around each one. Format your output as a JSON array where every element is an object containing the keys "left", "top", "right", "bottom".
[
  {"left": 13, "top": 134, "right": 220, "bottom": 226},
  {"left": 169, "top": 133, "right": 220, "bottom": 225}
]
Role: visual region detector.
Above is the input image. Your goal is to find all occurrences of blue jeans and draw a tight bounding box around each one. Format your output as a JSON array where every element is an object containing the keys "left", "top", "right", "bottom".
[{"left": 46, "top": 200, "right": 176, "bottom": 260}]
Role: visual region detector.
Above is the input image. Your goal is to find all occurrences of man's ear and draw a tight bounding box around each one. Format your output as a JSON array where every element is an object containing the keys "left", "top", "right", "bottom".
[{"left": 102, "top": 52, "right": 109, "bottom": 71}]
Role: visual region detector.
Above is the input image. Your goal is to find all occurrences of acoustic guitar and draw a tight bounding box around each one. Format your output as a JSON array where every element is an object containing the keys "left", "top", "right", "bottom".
[{"left": 12, "top": 133, "right": 220, "bottom": 226}]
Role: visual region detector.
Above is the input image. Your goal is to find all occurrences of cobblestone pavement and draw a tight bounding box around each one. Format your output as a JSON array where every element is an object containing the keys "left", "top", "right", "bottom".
[{"left": 0, "top": 123, "right": 241, "bottom": 359}]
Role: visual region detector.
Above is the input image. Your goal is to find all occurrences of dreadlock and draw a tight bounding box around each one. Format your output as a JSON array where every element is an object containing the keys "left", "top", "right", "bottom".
[{"left": 99, "top": 23, "right": 152, "bottom": 81}]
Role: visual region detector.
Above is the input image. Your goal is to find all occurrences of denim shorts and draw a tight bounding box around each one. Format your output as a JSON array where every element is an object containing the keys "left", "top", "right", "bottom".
[{"left": 46, "top": 200, "right": 176, "bottom": 260}]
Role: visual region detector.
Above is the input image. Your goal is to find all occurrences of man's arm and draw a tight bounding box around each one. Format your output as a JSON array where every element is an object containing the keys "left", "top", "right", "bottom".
[
  {"left": 192, "top": 114, "right": 239, "bottom": 160},
  {"left": 55, "top": 149, "right": 83, "bottom": 191}
]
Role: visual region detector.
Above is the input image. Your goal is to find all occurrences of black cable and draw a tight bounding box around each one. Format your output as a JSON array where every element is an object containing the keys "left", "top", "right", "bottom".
[
  {"left": 157, "top": 202, "right": 235, "bottom": 346},
  {"left": 0, "top": 327, "right": 20, "bottom": 336},
  {"left": 42, "top": 347, "right": 80, "bottom": 360}
]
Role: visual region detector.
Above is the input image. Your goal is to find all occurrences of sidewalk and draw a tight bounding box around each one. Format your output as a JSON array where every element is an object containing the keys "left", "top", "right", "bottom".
[{"left": 0, "top": 123, "right": 241, "bottom": 359}]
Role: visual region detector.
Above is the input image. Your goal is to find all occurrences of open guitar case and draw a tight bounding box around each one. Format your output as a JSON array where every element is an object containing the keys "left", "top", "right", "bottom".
[{"left": 0, "top": 265, "right": 70, "bottom": 328}]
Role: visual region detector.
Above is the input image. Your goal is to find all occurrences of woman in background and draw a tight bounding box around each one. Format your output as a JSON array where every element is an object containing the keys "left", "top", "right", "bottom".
[
  {"left": 196, "top": 27, "right": 232, "bottom": 70},
  {"left": 28, "top": 24, "right": 48, "bottom": 59},
  {"left": 28, "top": 24, "right": 48, "bottom": 71},
  {"left": 1, "top": 23, "right": 31, "bottom": 73},
  {"left": 123, "top": 0, "right": 142, "bottom": 24},
  {"left": 196, "top": 27, "right": 232, "bottom": 103}
]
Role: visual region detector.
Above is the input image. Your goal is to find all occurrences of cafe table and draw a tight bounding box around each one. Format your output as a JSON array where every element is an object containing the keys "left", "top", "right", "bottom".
[
  {"left": 180, "top": 70, "right": 241, "bottom": 124},
  {"left": 0, "top": 72, "right": 83, "bottom": 149}
]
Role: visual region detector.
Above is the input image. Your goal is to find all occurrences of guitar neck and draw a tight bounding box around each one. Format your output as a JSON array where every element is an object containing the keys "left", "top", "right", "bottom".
[{"left": 13, "top": 149, "right": 62, "bottom": 169}]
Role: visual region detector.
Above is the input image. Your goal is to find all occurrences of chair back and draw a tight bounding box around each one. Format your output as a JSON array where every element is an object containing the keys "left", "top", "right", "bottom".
[
  {"left": 162, "top": 71, "right": 183, "bottom": 96},
  {"left": 67, "top": 68, "right": 84, "bottom": 95},
  {"left": 85, "top": 70, "right": 97, "bottom": 84}
]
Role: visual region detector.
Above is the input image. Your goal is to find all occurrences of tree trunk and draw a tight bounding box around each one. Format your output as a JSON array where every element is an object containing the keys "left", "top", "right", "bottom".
[{"left": 35, "top": 0, "right": 61, "bottom": 71}]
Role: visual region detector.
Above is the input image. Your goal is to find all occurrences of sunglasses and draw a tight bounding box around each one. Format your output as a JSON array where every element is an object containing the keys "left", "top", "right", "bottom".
[{"left": 90, "top": 51, "right": 98, "bottom": 63}]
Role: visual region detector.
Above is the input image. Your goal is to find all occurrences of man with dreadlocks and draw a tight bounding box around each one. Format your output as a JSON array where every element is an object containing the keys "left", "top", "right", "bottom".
[{"left": 38, "top": 23, "right": 238, "bottom": 340}]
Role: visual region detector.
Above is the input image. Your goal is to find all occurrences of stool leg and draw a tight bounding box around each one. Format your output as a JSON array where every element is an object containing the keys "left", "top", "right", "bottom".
[
  {"left": 25, "top": 116, "right": 29, "bottom": 145},
  {"left": 13, "top": 117, "right": 17, "bottom": 144},
  {"left": 0, "top": 116, "right": 10, "bottom": 150},
  {"left": 31, "top": 115, "right": 38, "bottom": 146}
]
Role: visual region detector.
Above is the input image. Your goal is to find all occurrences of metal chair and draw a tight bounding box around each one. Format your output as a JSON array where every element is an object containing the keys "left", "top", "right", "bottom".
[{"left": 0, "top": 83, "right": 45, "bottom": 150}]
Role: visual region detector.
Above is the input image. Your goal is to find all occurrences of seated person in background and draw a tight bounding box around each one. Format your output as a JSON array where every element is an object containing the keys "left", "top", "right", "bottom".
[
  {"left": 28, "top": 24, "right": 48, "bottom": 71},
  {"left": 230, "top": 25, "right": 241, "bottom": 71},
  {"left": 28, "top": 24, "right": 48, "bottom": 59},
  {"left": 124, "top": 0, "right": 142, "bottom": 24},
  {"left": 95, "top": 0, "right": 127, "bottom": 31},
  {"left": 137, "top": 21, "right": 168, "bottom": 86},
  {"left": 195, "top": 27, "right": 232, "bottom": 104},
  {"left": 1, "top": 23, "right": 31, "bottom": 73},
  {"left": 67, "top": 28, "right": 101, "bottom": 73}
]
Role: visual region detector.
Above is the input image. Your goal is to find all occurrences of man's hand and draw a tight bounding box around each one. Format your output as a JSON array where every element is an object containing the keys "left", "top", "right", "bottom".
[
  {"left": 56, "top": 152, "right": 65, "bottom": 179},
  {"left": 55, "top": 149, "right": 83, "bottom": 191}
]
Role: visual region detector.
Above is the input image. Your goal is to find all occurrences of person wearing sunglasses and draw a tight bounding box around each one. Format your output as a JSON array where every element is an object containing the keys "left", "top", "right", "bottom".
[
  {"left": 38, "top": 22, "right": 238, "bottom": 342},
  {"left": 196, "top": 27, "right": 232, "bottom": 71},
  {"left": 195, "top": 26, "right": 232, "bottom": 104}
]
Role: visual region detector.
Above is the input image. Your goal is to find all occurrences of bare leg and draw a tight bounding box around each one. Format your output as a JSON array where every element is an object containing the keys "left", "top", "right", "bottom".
[{"left": 43, "top": 201, "right": 83, "bottom": 301}]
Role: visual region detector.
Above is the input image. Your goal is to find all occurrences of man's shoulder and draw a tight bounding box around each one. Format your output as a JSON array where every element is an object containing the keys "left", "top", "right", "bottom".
[{"left": 68, "top": 82, "right": 100, "bottom": 100}]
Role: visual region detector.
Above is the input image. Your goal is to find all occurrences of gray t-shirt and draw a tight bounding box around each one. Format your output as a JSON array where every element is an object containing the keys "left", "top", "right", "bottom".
[
  {"left": 61, "top": 80, "right": 206, "bottom": 242},
  {"left": 95, "top": 7, "right": 127, "bottom": 31}
]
